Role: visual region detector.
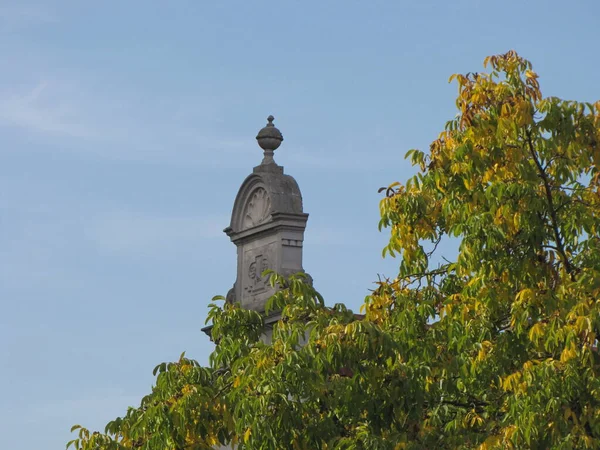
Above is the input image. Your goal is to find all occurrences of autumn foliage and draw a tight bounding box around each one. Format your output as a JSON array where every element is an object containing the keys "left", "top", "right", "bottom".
[{"left": 70, "top": 51, "right": 600, "bottom": 449}]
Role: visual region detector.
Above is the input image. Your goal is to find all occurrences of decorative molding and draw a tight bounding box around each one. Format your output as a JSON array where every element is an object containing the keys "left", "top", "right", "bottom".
[
  {"left": 242, "top": 188, "right": 271, "bottom": 230},
  {"left": 244, "top": 254, "right": 270, "bottom": 295},
  {"left": 282, "top": 239, "right": 303, "bottom": 247}
]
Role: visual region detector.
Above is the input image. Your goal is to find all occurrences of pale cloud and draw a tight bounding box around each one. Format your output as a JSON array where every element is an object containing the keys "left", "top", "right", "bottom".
[
  {"left": 285, "top": 134, "right": 409, "bottom": 171},
  {"left": 304, "top": 224, "right": 379, "bottom": 247},
  {"left": 305, "top": 226, "right": 354, "bottom": 246},
  {"left": 0, "top": 175, "right": 230, "bottom": 289},
  {"left": 31, "top": 390, "right": 142, "bottom": 419},
  {"left": 0, "top": 73, "right": 390, "bottom": 171},
  {"left": 286, "top": 148, "right": 353, "bottom": 169},
  {"left": 0, "top": 81, "right": 95, "bottom": 138},
  {"left": 0, "top": 210, "right": 229, "bottom": 290},
  {"left": 0, "top": 79, "right": 258, "bottom": 167},
  {"left": 0, "top": 196, "right": 87, "bottom": 290},
  {"left": 86, "top": 212, "right": 229, "bottom": 253},
  {"left": 16, "top": 389, "right": 145, "bottom": 436},
  {"left": 0, "top": 244, "right": 84, "bottom": 291},
  {"left": 285, "top": 149, "right": 373, "bottom": 171},
  {"left": 0, "top": 4, "right": 57, "bottom": 31}
]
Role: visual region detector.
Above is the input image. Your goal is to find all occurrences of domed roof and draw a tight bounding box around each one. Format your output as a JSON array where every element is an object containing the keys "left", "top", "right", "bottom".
[
  {"left": 225, "top": 116, "right": 307, "bottom": 238},
  {"left": 227, "top": 165, "right": 304, "bottom": 235}
]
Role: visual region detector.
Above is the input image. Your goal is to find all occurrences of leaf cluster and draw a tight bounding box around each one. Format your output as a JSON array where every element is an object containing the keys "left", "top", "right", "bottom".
[{"left": 69, "top": 51, "right": 600, "bottom": 449}]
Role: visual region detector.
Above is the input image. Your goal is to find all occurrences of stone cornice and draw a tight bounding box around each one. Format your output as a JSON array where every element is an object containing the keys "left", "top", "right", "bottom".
[{"left": 224, "top": 212, "right": 309, "bottom": 244}]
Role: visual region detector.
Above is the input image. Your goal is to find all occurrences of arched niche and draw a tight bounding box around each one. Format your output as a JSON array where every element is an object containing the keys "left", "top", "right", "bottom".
[{"left": 229, "top": 168, "right": 304, "bottom": 234}]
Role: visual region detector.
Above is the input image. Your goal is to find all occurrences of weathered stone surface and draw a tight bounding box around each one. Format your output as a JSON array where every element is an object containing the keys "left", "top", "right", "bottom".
[
  {"left": 222, "top": 116, "right": 310, "bottom": 313},
  {"left": 256, "top": 115, "right": 283, "bottom": 165}
]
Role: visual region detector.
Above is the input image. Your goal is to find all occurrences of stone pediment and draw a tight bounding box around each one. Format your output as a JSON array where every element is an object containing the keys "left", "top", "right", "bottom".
[
  {"left": 215, "top": 116, "right": 311, "bottom": 314},
  {"left": 227, "top": 164, "right": 305, "bottom": 236}
]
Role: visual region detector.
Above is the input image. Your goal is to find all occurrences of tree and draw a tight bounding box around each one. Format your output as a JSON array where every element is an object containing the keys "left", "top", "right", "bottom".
[{"left": 69, "top": 51, "right": 600, "bottom": 449}]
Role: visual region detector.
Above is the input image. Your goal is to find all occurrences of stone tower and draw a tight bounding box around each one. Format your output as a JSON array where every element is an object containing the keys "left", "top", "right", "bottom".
[{"left": 223, "top": 116, "right": 309, "bottom": 313}]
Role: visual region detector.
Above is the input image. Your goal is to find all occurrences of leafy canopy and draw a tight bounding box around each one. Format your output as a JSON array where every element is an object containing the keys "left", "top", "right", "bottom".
[{"left": 69, "top": 51, "right": 600, "bottom": 449}]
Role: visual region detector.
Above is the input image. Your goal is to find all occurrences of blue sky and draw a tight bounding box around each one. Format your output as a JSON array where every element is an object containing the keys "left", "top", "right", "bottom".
[{"left": 1, "top": 1, "right": 598, "bottom": 448}]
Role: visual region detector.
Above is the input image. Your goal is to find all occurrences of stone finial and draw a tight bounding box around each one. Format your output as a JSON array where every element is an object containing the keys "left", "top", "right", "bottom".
[{"left": 256, "top": 115, "right": 283, "bottom": 165}]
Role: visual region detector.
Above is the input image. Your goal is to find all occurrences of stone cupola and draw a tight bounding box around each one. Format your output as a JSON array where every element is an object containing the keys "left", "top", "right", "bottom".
[{"left": 223, "top": 116, "right": 310, "bottom": 313}]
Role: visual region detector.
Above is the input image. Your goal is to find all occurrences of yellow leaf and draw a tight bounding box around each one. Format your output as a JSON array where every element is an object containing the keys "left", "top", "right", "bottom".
[
  {"left": 482, "top": 169, "right": 494, "bottom": 183},
  {"left": 503, "top": 424, "right": 518, "bottom": 441},
  {"left": 515, "top": 288, "right": 533, "bottom": 304},
  {"left": 560, "top": 342, "right": 577, "bottom": 363},
  {"left": 525, "top": 70, "right": 537, "bottom": 79},
  {"left": 528, "top": 323, "right": 544, "bottom": 343},
  {"left": 244, "top": 428, "right": 252, "bottom": 443},
  {"left": 513, "top": 212, "right": 521, "bottom": 228},
  {"left": 575, "top": 316, "right": 591, "bottom": 334},
  {"left": 425, "top": 376, "right": 434, "bottom": 392},
  {"left": 477, "top": 341, "right": 492, "bottom": 362}
]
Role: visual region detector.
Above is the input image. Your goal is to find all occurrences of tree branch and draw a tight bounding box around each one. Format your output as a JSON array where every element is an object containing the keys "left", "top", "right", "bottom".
[{"left": 525, "top": 130, "right": 574, "bottom": 279}]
